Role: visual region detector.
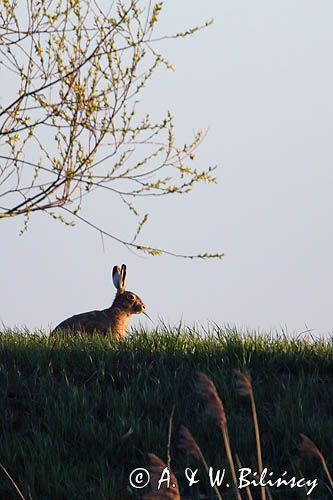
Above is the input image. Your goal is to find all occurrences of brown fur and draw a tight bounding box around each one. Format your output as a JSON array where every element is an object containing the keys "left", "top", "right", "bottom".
[{"left": 51, "top": 265, "right": 146, "bottom": 338}]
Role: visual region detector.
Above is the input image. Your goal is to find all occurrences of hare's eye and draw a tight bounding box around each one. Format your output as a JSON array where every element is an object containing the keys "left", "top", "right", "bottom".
[{"left": 128, "top": 293, "right": 135, "bottom": 301}]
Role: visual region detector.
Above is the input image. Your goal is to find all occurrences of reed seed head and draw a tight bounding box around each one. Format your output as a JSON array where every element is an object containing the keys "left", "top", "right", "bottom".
[
  {"left": 196, "top": 372, "right": 226, "bottom": 426},
  {"left": 178, "top": 425, "right": 201, "bottom": 459},
  {"left": 235, "top": 370, "right": 252, "bottom": 396},
  {"left": 297, "top": 434, "right": 323, "bottom": 461},
  {"left": 143, "top": 453, "right": 180, "bottom": 500}
]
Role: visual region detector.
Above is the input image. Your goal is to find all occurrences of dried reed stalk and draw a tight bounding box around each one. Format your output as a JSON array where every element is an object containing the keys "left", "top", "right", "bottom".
[
  {"left": 235, "top": 454, "right": 253, "bottom": 500},
  {"left": 197, "top": 372, "right": 242, "bottom": 500},
  {"left": 236, "top": 371, "right": 266, "bottom": 500},
  {"left": 179, "top": 425, "right": 223, "bottom": 500},
  {"left": 298, "top": 434, "right": 333, "bottom": 491},
  {"left": 0, "top": 463, "right": 26, "bottom": 500},
  {"left": 167, "top": 405, "right": 175, "bottom": 470},
  {"left": 294, "top": 464, "right": 312, "bottom": 500}
]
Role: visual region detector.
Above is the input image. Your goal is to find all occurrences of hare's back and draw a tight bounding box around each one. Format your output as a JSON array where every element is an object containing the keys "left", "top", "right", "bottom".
[{"left": 52, "top": 310, "right": 110, "bottom": 335}]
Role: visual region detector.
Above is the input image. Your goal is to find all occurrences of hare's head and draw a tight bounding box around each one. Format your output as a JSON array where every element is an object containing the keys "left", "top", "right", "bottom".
[{"left": 112, "top": 264, "right": 146, "bottom": 315}]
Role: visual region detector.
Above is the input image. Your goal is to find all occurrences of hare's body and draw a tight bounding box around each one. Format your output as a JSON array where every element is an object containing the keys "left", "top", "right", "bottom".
[{"left": 52, "top": 265, "right": 146, "bottom": 338}]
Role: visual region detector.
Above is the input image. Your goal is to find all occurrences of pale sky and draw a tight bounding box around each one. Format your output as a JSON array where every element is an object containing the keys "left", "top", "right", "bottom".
[{"left": 1, "top": 1, "right": 333, "bottom": 336}]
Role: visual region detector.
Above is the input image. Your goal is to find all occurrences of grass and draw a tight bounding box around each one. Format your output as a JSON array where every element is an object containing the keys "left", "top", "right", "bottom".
[{"left": 0, "top": 326, "right": 332, "bottom": 499}]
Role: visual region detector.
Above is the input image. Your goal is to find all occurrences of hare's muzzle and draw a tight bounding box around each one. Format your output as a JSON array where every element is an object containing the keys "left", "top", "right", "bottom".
[
  {"left": 140, "top": 303, "right": 152, "bottom": 322},
  {"left": 134, "top": 302, "right": 146, "bottom": 314}
]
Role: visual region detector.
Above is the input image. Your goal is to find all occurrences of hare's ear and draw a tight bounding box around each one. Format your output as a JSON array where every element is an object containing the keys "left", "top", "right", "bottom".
[
  {"left": 112, "top": 265, "right": 121, "bottom": 290},
  {"left": 120, "top": 264, "right": 127, "bottom": 291}
]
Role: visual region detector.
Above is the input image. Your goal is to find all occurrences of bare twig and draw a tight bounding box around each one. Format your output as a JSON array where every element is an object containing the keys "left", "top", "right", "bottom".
[{"left": 0, "top": 0, "right": 221, "bottom": 259}]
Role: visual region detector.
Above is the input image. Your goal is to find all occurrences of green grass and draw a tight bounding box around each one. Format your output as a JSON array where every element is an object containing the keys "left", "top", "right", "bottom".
[{"left": 0, "top": 326, "right": 332, "bottom": 499}]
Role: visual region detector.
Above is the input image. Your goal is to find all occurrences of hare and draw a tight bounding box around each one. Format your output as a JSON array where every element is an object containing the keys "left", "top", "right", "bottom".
[{"left": 51, "top": 264, "right": 147, "bottom": 339}]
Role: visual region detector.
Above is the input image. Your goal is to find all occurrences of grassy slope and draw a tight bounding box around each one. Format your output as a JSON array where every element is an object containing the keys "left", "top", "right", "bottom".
[{"left": 0, "top": 328, "right": 332, "bottom": 500}]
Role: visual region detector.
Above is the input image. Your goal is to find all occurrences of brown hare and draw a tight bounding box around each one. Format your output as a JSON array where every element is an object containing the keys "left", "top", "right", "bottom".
[{"left": 51, "top": 264, "right": 147, "bottom": 339}]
